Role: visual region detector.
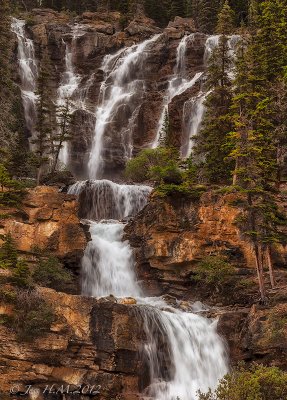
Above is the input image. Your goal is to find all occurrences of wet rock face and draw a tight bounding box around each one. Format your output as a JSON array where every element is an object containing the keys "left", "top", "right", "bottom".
[
  {"left": 22, "top": 9, "right": 206, "bottom": 179},
  {"left": 0, "top": 290, "right": 147, "bottom": 400},
  {"left": 1, "top": 186, "right": 87, "bottom": 268}
]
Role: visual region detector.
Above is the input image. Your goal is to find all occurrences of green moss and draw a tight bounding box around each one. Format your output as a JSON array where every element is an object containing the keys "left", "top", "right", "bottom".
[{"left": 194, "top": 255, "right": 236, "bottom": 289}]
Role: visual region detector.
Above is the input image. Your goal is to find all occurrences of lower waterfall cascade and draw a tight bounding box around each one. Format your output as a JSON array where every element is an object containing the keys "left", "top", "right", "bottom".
[{"left": 70, "top": 180, "right": 229, "bottom": 400}]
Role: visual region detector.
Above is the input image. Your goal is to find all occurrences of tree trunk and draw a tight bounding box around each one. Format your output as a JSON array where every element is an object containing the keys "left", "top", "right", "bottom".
[
  {"left": 36, "top": 165, "right": 42, "bottom": 186},
  {"left": 266, "top": 245, "right": 276, "bottom": 289},
  {"left": 254, "top": 243, "right": 267, "bottom": 303},
  {"left": 51, "top": 142, "right": 62, "bottom": 175},
  {"left": 233, "top": 157, "right": 238, "bottom": 185}
]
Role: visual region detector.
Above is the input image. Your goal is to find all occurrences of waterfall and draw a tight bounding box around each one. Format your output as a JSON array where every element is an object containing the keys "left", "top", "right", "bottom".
[
  {"left": 140, "top": 302, "right": 228, "bottom": 400},
  {"left": 68, "top": 180, "right": 152, "bottom": 220},
  {"left": 71, "top": 177, "right": 228, "bottom": 399},
  {"left": 82, "top": 221, "right": 142, "bottom": 298},
  {"left": 88, "top": 34, "right": 162, "bottom": 180},
  {"left": 11, "top": 18, "right": 38, "bottom": 141},
  {"left": 153, "top": 34, "right": 203, "bottom": 148},
  {"left": 57, "top": 25, "right": 85, "bottom": 166},
  {"left": 181, "top": 34, "right": 240, "bottom": 158}
]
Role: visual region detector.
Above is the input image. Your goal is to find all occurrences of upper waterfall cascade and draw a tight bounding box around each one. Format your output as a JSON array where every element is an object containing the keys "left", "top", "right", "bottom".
[
  {"left": 154, "top": 34, "right": 203, "bottom": 148},
  {"left": 88, "top": 34, "right": 162, "bottom": 179},
  {"left": 11, "top": 18, "right": 38, "bottom": 142}
]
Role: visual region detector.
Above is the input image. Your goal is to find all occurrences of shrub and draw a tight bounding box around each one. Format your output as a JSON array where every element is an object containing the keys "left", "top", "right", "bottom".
[
  {"left": 0, "top": 234, "right": 18, "bottom": 269},
  {"left": 194, "top": 255, "right": 235, "bottom": 289},
  {"left": 33, "top": 256, "right": 73, "bottom": 291},
  {"left": 198, "top": 363, "right": 287, "bottom": 400},
  {"left": 10, "top": 259, "right": 32, "bottom": 288},
  {"left": 125, "top": 147, "right": 181, "bottom": 184},
  {"left": 11, "top": 289, "right": 55, "bottom": 342}
]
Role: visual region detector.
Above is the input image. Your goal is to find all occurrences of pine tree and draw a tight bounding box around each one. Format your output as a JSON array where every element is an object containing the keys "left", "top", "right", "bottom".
[
  {"left": 216, "top": 0, "right": 235, "bottom": 35},
  {"left": 228, "top": 0, "right": 287, "bottom": 301},
  {"left": 51, "top": 98, "right": 73, "bottom": 173},
  {"left": 159, "top": 109, "right": 170, "bottom": 147},
  {"left": 32, "top": 50, "right": 55, "bottom": 185},
  {"left": 194, "top": 26, "right": 234, "bottom": 184},
  {"left": 0, "top": 0, "right": 17, "bottom": 161},
  {"left": 196, "top": 0, "right": 221, "bottom": 34}
]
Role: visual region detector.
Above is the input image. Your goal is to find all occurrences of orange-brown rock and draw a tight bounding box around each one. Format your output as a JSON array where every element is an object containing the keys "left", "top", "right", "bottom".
[
  {"left": 125, "top": 191, "right": 287, "bottom": 304},
  {"left": 0, "top": 186, "right": 88, "bottom": 267},
  {"left": 0, "top": 288, "right": 147, "bottom": 400}
]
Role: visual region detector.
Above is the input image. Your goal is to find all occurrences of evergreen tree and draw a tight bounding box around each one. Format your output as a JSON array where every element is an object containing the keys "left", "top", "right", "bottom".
[
  {"left": 51, "top": 98, "right": 73, "bottom": 173},
  {"left": 229, "top": 0, "right": 287, "bottom": 301},
  {"left": 32, "top": 50, "right": 55, "bottom": 185},
  {"left": 194, "top": 23, "right": 234, "bottom": 184},
  {"left": 159, "top": 109, "right": 170, "bottom": 147},
  {"left": 216, "top": 0, "right": 235, "bottom": 35},
  {"left": 0, "top": 0, "right": 16, "bottom": 161},
  {"left": 196, "top": 0, "right": 221, "bottom": 34}
]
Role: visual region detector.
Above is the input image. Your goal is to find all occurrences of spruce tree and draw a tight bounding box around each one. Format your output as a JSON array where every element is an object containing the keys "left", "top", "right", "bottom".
[
  {"left": 194, "top": 8, "right": 235, "bottom": 184},
  {"left": 51, "top": 98, "right": 73, "bottom": 173},
  {"left": 229, "top": 0, "right": 287, "bottom": 301},
  {"left": 32, "top": 50, "right": 55, "bottom": 185},
  {"left": 216, "top": 0, "right": 235, "bottom": 35},
  {"left": 0, "top": 0, "right": 16, "bottom": 161}
]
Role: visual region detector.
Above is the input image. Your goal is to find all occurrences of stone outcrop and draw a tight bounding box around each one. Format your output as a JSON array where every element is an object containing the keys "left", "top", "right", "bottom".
[
  {"left": 125, "top": 191, "right": 287, "bottom": 305},
  {"left": 0, "top": 186, "right": 88, "bottom": 268},
  {"left": 0, "top": 289, "right": 146, "bottom": 400}
]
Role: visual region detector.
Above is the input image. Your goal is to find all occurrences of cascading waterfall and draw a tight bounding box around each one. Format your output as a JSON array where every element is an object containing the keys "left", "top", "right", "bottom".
[
  {"left": 153, "top": 34, "right": 203, "bottom": 148},
  {"left": 71, "top": 178, "right": 228, "bottom": 399},
  {"left": 88, "top": 34, "right": 162, "bottom": 179},
  {"left": 11, "top": 18, "right": 38, "bottom": 141},
  {"left": 181, "top": 34, "right": 240, "bottom": 158},
  {"left": 68, "top": 179, "right": 152, "bottom": 220},
  {"left": 57, "top": 25, "right": 85, "bottom": 165},
  {"left": 139, "top": 300, "right": 228, "bottom": 400}
]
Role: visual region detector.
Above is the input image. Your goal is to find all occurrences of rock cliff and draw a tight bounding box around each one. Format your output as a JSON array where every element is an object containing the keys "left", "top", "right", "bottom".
[
  {"left": 13, "top": 9, "right": 205, "bottom": 178},
  {"left": 0, "top": 186, "right": 87, "bottom": 270}
]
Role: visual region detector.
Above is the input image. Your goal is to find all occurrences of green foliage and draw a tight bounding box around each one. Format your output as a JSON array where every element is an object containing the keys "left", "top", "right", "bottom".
[
  {"left": 33, "top": 256, "right": 73, "bottom": 291},
  {"left": 216, "top": 0, "right": 235, "bottom": 35},
  {"left": 194, "top": 33, "right": 234, "bottom": 184},
  {"left": 125, "top": 147, "right": 181, "bottom": 184},
  {"left": 0, "top": 234, "right": 18, "bottom": 269},
  {"left": 11, "top": 289, "right": 55, "bottom": 342},
  {"left": 194, "top": 255, "right": 235, "bottom": 288},
  {"left": 198, "top": 363, "right": 287, "bottom": 400},
  {"left": 10, "top": 259, "right": 32, "bottom": 289}
]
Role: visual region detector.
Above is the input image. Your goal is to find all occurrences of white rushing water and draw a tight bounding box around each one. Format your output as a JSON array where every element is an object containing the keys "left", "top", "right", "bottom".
[
  {"left": 153, "top": 34, "right": 203, "bottom": 148},
  {"left": 57, "top": 25, "right": 85, "bottom": 166},
  {"left": 88, "top": 34, "right": 162, "bottom": 179},
  {"left": 71, "top": 177, "right": 229, "bottom": 400},
  {"left": 11, "top": 18, "right": 38, "bottom": 141},
  {"left": 82, "top": 221, "right": 142, "bottom": 298},
  {"left": 68, "top": 179, "right": 152, "bottom": 220},
  {"left": 181, "top": 34, "right": 240, "bottom": 158}
]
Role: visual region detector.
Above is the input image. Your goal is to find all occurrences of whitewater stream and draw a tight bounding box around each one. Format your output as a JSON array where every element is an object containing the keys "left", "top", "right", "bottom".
[
  {"left": 13, "top": 21, "right": 232, "bottom": 399},
  {"left": 69, "top": 180, "right": 229, "bottom": 400}
]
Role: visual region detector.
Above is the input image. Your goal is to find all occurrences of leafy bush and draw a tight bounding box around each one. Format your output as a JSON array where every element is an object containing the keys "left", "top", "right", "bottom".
[
  {"left": 194, "top": 255, "right": 236, "bottom": 289},
  {"left": 125, "top": 147, "right": 181, "bottom": 184},
  {"left": 33, "top": 256, "right": 73, "bottom": 291},
  {"left": 198, "top": 363, "right": 287, "bottom": 400},
  {"left": 11, "top": 289, "right": 55, "bottom": 342},
  {"left": 155, "top": 183, "right": 207, "bottom": 198}
]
